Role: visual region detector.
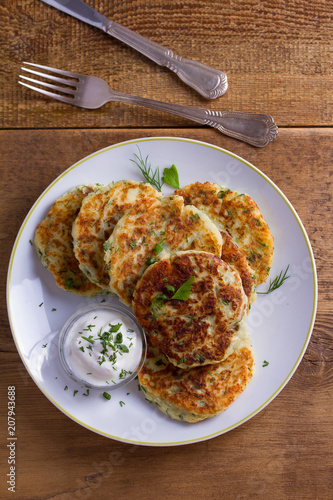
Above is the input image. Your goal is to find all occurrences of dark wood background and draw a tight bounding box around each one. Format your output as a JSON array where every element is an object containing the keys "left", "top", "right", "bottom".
[{"left": 1, "top": 1, "right": 332, "bottom": 499}]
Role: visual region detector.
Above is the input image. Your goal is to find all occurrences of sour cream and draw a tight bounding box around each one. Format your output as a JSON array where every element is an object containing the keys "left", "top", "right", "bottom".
[{"left": 59, "top": 304, "right": 146, "bottom": 389}]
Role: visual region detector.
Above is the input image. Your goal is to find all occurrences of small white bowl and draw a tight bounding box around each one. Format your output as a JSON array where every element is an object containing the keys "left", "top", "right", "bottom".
[{"left": 58, "top": 301, "right": 147, "bottom": 391}]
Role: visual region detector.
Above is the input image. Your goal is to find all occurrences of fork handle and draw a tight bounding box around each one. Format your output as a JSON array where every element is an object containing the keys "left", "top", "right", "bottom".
[
  {"left": 104, "top": 21, "right": 227, "bottom": 100},
  {"left": 110, "top": 92, "right": 277, "bottom": 147}
]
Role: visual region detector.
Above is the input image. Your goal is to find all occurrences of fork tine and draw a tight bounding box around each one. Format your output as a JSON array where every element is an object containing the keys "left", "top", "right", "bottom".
[
  {"left": 21, "top": 67, "right": 78, "bottom": 87},
  {"left": 19, "top": 75, "right": 76, "bottom": 96},
  {"left": 22, "top": 61, "right": 83, "bottom": 80},
  {"left": 18, "top": 81, "right": 77, "bottom": 106}
]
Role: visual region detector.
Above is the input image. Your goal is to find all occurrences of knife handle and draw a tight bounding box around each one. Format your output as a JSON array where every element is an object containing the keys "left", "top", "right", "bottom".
[
  {"left": 109, "top": 88, "right": 278, "bottom": 147},
  {"left": 104, "top": 20, "right": 228, "bottom": 99}
]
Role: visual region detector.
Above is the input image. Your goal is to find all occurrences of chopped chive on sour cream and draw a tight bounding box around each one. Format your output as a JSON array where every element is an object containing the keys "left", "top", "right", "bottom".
[{"left": 62, "top": 308, "right": 143, "bottom": 388}]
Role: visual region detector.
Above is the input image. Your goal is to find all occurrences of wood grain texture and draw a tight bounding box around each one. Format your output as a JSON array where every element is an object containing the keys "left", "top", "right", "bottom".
[
  {"left": 0, "top": 128, "right": 332, "bottom": 500},
  {"left": 1, "top": 0, "right": 333, "bottom": 128}
]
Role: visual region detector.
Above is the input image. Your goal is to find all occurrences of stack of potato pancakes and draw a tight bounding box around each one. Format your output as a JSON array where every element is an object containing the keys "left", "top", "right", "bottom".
[{"left": 34, "top": 179, "right": 274, "bottom": 423}]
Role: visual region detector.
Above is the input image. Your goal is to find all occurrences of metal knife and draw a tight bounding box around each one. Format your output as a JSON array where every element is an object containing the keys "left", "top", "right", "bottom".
[{"left": 40, "top": 0, "right": 228, "bottom": 99}]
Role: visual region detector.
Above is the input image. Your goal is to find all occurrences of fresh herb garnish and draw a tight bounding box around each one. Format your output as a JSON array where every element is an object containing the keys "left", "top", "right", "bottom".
[
  {"left": 81, "top": 335, "right": 95, "bottom": 344},
  {"left": 115, "top": 332, "right": 123, "bottom": 343},
  {"left": 66, "top": 278, "right": 76, "bottom": 290},
  {"left": 119, "top": 369, "right": 132, "bottom": 380},
  {"left": 150, "top": 293, "right": 167, "bottom": 310},
  {"left": 119, "top": 344, "right": 129, "bottom": 353},
  {"left": 149, "top": 277, "right": 195, "bottom": 313},
  {"left": 154, "top": 238, "right": 166, "bottom": 255},
  {"left": 76, "top": 319, "right": 135, "bottom": 383},
  {"left": 257, "top": 265, "right": 290, "bottom": 295},
  {"left": 131, "top": 148, "right": 163, "bottom": 191},
  {"left": 189, "top": 213, "right": 200, "bottom": 222},
  {"left": 132, "top": 148, "right": 180, "bottom": 191},
  {"left": 171, "top": 277, "right": 195, "bottom": 301},
  {"left": 162, "top": 164, "right": 180, "bottom": 189},
  {"left": 103, "top": 392, "right": 111, "bottom": 400},
  {"left": 145, "top": 256, "right": 157, "bottom": 265},
  {"left": 262, "top": 360, "right": 269, "bottom": 367},
  {"left": 109, "top": 323, "right": 122, "bottom": 333}
]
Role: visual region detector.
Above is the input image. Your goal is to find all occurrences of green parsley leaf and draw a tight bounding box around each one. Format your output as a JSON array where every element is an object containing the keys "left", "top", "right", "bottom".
[
  {"left": 150, "top": 293, "right": 167, "bottom": 310},
  {"left": 109, "top": 323, "right": 122, "bottom": 333},
  {"left": 115, "top": 332, "right": 123, "bottom": 343},
  {"left": 171, "top": 277, "right": 195, "bottom": 301},
  {"left": 119, "top": 344, "right": 129, "bottom": 353},
  {"left": 162, "top": 164, "right": 180, "bottom": 189},
  {"left": 155, "top": 238, "right": 166, "bottom": 255}
]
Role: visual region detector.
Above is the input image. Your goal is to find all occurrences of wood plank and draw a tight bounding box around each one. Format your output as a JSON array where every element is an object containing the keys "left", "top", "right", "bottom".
[
  {"left": 1, "top": 0, "right": 333, "bottom": 128},
  {"left": 0, "top": 128, "right": 332, "bottom": 499}
]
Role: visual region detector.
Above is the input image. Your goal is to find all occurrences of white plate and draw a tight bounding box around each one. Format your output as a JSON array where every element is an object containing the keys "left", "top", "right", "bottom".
[{"left": 7, "top": 137, "right": 317, "bottom": 446}]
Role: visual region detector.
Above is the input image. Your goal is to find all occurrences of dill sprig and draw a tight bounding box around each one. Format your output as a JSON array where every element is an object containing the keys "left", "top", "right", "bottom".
[
  {"left": 257, "top": 265, "right": 290, "bottom": 295},
  {"left": 130, "top": 148, "right": 163, "bottom": 192}
]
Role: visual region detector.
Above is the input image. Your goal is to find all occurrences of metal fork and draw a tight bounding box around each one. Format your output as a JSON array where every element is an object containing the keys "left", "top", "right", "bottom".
[{"left": 19, "top": 63, "right": 278, "bottom": 147}]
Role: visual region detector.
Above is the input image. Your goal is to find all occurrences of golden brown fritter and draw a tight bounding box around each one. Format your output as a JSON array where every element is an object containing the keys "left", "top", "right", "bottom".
[
  {"left": 175, "top": 182, "right": 274, "bottom": 285},
  {"left": 221, "top": 231, "right": 256, "bottom": 306},
  {"left": 72, "top": 180, "right": 161, "bottom": 290},
  {"left": 34, "top": 186, "right": 101, "bottom": 296},
  {"left": 139, "top": 331, "right": 254, "bottom": 423},
  {"left": 133, "top": 251, "right": 248, "bottom": 369},
  {"left": 104, "top": 196, "right": 223, "bottom": 306}
]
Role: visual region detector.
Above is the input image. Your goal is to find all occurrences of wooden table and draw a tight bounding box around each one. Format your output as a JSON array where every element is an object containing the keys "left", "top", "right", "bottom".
[{"left": 1, "top": 1, "right": 332, "bottom": 498}]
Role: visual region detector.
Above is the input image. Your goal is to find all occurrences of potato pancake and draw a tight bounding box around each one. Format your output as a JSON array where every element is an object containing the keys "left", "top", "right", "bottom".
[
  {"left": 34, "top": 185, "right": 101, "bottom": 296},
  {"left": 139, "top": 327, "right": 254, "bottom": 423},
  {"left": 175, "top": 182, "right": 274, "bottom": 284},
  {"left": 221, "top": 231, "right": 256, "bottom": 306},
  {"left": 72, "top": 180, "right": 161, "bottom": 290},
  {"left": 104, "top": 196, "right": 223, "bottom": 306},
  {"left": 133, "top": 251, "right": 248, "bottom": 369}
]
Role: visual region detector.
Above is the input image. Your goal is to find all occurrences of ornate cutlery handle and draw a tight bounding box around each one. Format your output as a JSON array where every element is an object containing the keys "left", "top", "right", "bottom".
[
  {"left": 104, "top": 21, "right": 228, "bottom": 99},
  {"left": 110, "top": 91, "right": 278, "bottom": 147}
]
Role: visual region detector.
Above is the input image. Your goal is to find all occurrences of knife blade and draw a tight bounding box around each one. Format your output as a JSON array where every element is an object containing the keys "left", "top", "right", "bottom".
[{"left": 40, "top": 0, "right": 228, "bottom": 99}]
